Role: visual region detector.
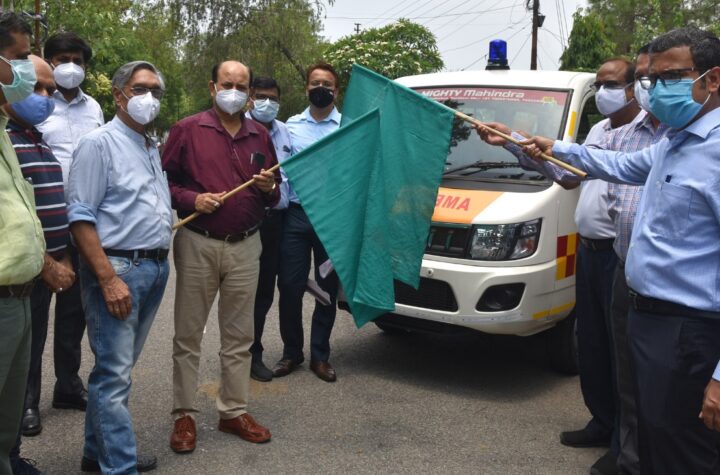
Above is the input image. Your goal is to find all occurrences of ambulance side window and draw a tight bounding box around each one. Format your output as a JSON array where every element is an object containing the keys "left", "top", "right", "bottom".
[{"left": 576, "top": 98, "right": 603, "bottom": 144}]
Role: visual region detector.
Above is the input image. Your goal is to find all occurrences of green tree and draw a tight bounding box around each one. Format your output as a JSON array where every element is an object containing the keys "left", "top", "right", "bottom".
[
  {"left": 169, "top": 0, "right": 332, "bottom": 120},
  {"left": 559, "top": 9, "right": 616, "bottom": 72},
  {"left": 324, "top": 19, "right": 444, "bottom": 90}
]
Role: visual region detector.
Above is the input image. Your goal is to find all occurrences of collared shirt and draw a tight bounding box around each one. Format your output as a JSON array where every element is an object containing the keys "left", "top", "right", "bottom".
[
  {"left": 552, "top": 107, "right": 720, "bottom": 314},
  {"left": 37, "top": 89, "right": 104, "bottom": 187},
  {"left": 604, "top": 111, "right": 670, "bottom": 261},
  {"left": 162, "top": 109, "right": 280, "bottom": 235},
  {"left": 0, "top": 113, "right": 45, "bottom": 285},
  {"left": 285, "top": 106, "right": 341, "bottom": 204},
  {"left": 7, "top": 121, "right": 69, "bottom": 259},
  {"left": 505, "top": 118, "right": 615, "bottom": 239},
  {"left": 245, "top": 112, "right": 292, "bottom": 210},
  {"left": 67, "top": 116, "right": 172, "bottom": 250}
]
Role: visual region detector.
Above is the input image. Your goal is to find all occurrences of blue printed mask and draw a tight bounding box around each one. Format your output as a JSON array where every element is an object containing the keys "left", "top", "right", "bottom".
[
  {"left": 649, "top": 70, "right": 710, "bottom": 129},
  {"left": 0, "top": 56, "right": 37, "bottom": 104},
  {"left": 11, "top": 93, "right": 55, "bottom": 125},
  {"left": 250, "top": 98, "right": 280, "bottom": 123}
]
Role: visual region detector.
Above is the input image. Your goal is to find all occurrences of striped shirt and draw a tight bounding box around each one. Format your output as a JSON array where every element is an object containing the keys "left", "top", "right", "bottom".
[
  {"left": 603, "top": 111, "right": 670, "bottom": 261},
  {"left": 7, "top": 121, "right": 69, "bottom": 258}
]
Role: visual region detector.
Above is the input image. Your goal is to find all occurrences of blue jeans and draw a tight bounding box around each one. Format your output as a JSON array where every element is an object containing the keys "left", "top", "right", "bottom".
[{"left": 80, "top": 256, "right": 169, "bottom": 475}]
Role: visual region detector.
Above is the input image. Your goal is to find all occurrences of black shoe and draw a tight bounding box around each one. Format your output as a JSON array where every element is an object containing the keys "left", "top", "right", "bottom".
[
  {"left": 251, "top": 358, "right": 273, "bottom": 382},
  {"left": 81, "top": 455, "right": 157, "bottom": 473},
  {"left": 590, "top": 450, "right": 619, "bottom": 475},
  {"left": 10, "top": 457, "right": 44, "bottom": 475},
  {"left": 21, "top": 408, "right": 42, "bottom": 437},
  {"left": 560, "top": 428, "right": 611, "bottom": 448},
  {"left": 52, "top": 388, "right": 88, "bottom": 411}
]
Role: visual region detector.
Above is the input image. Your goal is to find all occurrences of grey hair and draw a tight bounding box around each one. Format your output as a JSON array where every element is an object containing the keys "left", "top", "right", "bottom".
[{"left": 111, "top": 60, "right": 165, "bottom": 90}]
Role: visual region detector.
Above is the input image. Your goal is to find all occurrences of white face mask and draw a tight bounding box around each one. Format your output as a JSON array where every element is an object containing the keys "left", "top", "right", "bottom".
[
  {"left": 53, "top": 62, "right": 85, "bottom": 90},
  {"left": 595, "top": 84, "right": 632, "bottom": 116},
  {"left": 633, "top": 80, "right": 651, "bottom": 112},
  {"left": 250, "top": 98, "right": 280, "bottom": 123},
  {"left": 214, "top": 86, "right": 248, "bottom": 115},
  {"left": 125, "top": 91, "right": 160, "bottom": 125}
]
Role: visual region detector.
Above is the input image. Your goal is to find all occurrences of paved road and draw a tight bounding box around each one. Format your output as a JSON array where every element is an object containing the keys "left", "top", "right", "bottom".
[{"left": 23, "top": 263, "right": 602, "bottom": 474}]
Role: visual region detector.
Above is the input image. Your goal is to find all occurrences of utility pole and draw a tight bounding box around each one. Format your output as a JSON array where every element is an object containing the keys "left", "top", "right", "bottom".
[
  {"left": 354, "top": 23, "right": 361, "bottom": 34},
  {"left": 33, "top": 0, "right": 41, "bottom": 54},
  {"left": 530, "top": 0, "right": 539, "bottom": 70}
]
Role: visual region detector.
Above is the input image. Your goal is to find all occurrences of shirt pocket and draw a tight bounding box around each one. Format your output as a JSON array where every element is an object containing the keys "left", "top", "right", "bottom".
[
  {"left": 648, "top": 182, "right": 693, "bottom": 240},
  {"left": 107, "top": 256, "right": 133, "bottom": 277}
]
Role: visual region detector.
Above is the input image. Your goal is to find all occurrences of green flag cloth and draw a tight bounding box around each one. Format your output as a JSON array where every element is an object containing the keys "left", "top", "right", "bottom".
[{"left": 282, "top": 65, "right": 455, "bottom": 327}]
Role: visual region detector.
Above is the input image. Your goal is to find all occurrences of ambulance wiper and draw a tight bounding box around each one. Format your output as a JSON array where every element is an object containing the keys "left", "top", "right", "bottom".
[{"left": 444, "top": 161, "right": 519, "bottom": 176}]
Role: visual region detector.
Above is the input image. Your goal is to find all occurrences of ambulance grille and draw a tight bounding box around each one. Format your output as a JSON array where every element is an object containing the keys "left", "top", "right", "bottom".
[
  {"left": 394, "top": 278, "right": 458, "bottom": 312},
  {"left": 425, "top": 225, "right": 471, "bottom": 258}
]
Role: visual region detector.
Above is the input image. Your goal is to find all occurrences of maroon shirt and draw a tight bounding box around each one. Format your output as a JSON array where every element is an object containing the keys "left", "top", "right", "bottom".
[{"left": 162, "top": 108, "right": 280, "bottom": 235}]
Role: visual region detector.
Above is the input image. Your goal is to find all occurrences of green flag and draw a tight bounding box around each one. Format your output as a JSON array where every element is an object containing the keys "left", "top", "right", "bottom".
[{"left": 282, "top": 65, "right": 455, "bottom": 327}]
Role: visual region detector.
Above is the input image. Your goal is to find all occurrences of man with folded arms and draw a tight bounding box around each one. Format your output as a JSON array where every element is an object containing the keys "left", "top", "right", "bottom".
[
  {"left": 163, "top": 60, "right": 279, "bottom": 454},
  {"left": 68, "top": 60, "right": 171, "bottom": 474}
]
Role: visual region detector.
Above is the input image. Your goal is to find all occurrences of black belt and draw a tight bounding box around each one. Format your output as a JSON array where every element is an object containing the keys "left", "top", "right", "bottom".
[
  {"left": 185, "top": 223, "right": 260, "bottom": 243},
  {"left": 0, "top": 279, "right": 36, "bottom": 298},
  {"left": 629, "top": 289, "right": 720, "bottom": 319},
  {"left": 579, "top": 236, "right": 614, "bottom": 252},
  {"left": 104, "top": 248, "right": 169, "bottom": 261}
]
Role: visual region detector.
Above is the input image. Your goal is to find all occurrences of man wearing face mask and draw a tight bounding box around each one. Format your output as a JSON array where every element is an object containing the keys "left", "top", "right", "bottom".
[
  {"left": 163, "top": 61, "right": 279, "bottom": 454},
  {"left": 0, "top": 12, "right": 48, "bottom": 475},
  {"left": 35, "top": 32, "right": 103, "bottom": 420},
  {"left": 477, "top": 58, "right": 641, "bottom": 474},
  {"left": 505, "top": 27, "right": 720, "bottom": 474},
  {"left": 273, "top": 62, "right": 342, "bottom": 383},
  {"left": 4, "top": 54, "right": 76, "bottom": 475},
  {"left": 67, "top": 61, "right": 171, "bottom": 474},
  {"left": 245, "top": 76, "right": 291, "bottom": 382}
]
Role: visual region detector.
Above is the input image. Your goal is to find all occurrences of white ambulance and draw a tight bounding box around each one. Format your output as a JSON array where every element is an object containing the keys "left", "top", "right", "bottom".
[{"left": 371, "top": 64, "right": 598, "bottom": 374}]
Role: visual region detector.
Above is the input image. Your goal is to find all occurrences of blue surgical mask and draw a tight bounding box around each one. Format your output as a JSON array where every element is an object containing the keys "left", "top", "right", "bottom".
[
  {"left": 0, "top": 56, "right": 37, "bottom": 104},
  {"left": 649, "top": 70, "right": 710, "bottom": 129},
  {"left": 250, "top": 98, "right": 280, "bottom": 123},
  {"left": 11, "top": 92, "right": 55, "bottom": 125}
]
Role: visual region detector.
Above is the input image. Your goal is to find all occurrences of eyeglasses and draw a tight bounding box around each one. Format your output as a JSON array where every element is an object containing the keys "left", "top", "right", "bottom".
[
  {"left": 590, "top": 81, "right": 631, "bottom": 92},
  {"left": 128, "top": 86, "right": 164, "bottom": 100},
  {"left": 638, "top": 68, "right": 702, "bottom": 90}
]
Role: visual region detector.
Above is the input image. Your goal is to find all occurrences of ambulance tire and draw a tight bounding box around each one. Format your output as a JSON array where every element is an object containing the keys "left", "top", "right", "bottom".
[{"left": 547, "top": 312, "right": 579, "bottom": 375}]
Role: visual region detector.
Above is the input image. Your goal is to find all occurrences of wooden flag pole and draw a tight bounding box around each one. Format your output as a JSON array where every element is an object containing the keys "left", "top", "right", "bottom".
[
  {"left": 452, "top": 109, "right": 587, "bottom": 179},
  {"left": 172, "top": 163, "right": 281, "bottom": 230}
]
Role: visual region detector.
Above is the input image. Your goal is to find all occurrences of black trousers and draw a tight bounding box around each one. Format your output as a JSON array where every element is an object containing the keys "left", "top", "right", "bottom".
[
  {"left": 52, "top": 246, "right": 86, "bottom": 397},
  {"left": 278, "top": 204, "right": 338, "bottom": 363},
  {"left": 251, "top": 209, "right": 285, "bottom": 358},
  {"left": 628, "top": 308, "right": 720, "bottom": 474},
  {"left": 575, "top": 243, "right": 618, "bottom": 447},
  {"left": 610, "top": 261, "right": 639, "bottom": 474}
]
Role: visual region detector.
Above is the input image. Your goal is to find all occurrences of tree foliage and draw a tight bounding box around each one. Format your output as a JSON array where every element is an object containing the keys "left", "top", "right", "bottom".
[
  {"left": 324, "top": 19, "right": 443, "bottom": 90},
  {"left": 559, "top": 9, "right": 616, "bottom": 73}
]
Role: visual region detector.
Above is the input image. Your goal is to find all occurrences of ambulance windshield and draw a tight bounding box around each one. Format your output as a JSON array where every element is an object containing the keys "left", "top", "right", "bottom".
[{"left": 415, "top": 87, "right": 570, "bottom": 182}]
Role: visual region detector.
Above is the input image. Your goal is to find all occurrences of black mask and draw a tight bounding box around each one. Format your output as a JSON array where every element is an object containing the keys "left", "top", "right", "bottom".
[{"left": 308, "top": 86, "right": 334, "bottom": 108}]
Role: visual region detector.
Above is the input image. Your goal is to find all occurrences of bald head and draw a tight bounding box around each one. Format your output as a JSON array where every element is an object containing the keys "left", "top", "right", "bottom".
[{"left": 30, "top": 54, "right": 56, "bottom": 96}]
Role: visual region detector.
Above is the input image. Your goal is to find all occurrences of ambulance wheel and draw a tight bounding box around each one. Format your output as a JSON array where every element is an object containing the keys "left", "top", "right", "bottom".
[{"left": 547, "top": 312, "right": 579, "bottom": 375}]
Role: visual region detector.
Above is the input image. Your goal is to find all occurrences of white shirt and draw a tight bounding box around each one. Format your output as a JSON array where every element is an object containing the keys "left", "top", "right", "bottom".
[
  {"left": 37, "top": 88, "right": 104, "bottom": 187},
  {"left": 574, "top": 118, "right": 616, "bottom": 239}
]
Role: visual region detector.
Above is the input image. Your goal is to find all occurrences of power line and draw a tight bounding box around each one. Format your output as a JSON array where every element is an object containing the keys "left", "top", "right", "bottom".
[
  {"left": 460, "top": 23, "right": 530, "bottom": 70},
  {"left": 431, "top": 0, "right": 490, "bottom": 33},
  {"left": 327, "top": 4, "right": 527, "bottom": 21},
  {"left": 510, "top": 32, "right": 533, "bottom": 67},
  {"left": 421, "top": 0, "right": 472, "bottom": 29},
  {"left": 439, "top": 1, "right": 524, "bottom": 42},
  {"left": 365, "top": 0, "right": 414, "bottom": 27},
  {"left": 441, "top": 16, "right": 528, "bottom": 54}
]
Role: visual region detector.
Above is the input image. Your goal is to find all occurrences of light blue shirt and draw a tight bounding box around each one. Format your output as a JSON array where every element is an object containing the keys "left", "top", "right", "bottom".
[
  {"left": 67, "top": 116, "right": 173, "bottom": 250},
  {"left": 285, "top": 106, "right": 341, "bottom": 204},
  {"left": 245, "top": 112, "right": 292, "bottom": 210}
]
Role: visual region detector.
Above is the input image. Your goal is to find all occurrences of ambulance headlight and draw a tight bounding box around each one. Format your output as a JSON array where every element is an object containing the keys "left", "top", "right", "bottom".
[{"left": 469, "top": 219, "right": 541, "bottom": 260}]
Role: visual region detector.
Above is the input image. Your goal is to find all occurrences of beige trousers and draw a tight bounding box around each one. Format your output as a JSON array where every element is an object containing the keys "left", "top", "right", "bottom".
[{"left": 171, "top": 227, "right": 261, "bottom": 420}]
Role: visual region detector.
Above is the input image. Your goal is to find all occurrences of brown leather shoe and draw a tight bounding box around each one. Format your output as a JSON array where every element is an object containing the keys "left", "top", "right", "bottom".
[
  {"left": 218, "top": 413, "right": 271, "bottom": 443},
  {"left": 272, "top": 358, "right": 300, "bottom": 377},
  {"left": 310, "top": 360, "right": 337, "bottom": 382},
  {"left": 170, "top": 415, "right": 196, "bottom": 453}
]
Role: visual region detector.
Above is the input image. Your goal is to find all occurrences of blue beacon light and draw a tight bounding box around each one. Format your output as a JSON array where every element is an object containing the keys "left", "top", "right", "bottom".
[{"left": 486, "top": 39, "right": 509, "bottom": 70}]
